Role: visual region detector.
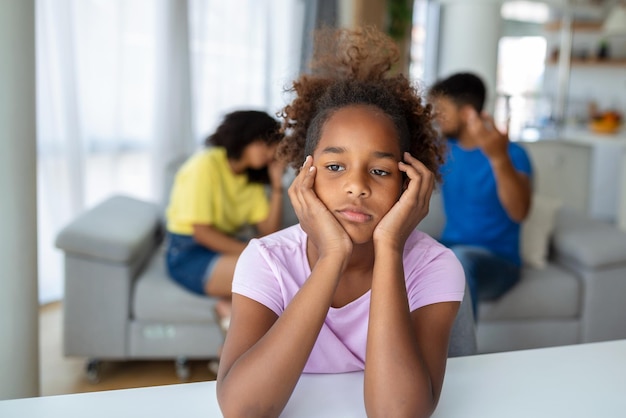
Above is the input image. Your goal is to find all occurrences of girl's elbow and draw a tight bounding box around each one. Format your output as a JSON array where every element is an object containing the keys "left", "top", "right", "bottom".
[
  {"left": 366, "top": 405, "right": 434, "bottom": 418},
  {"left": 365, "top": 395, "right": 435, "bottom": 418},
  {"left": 216, "top": 382, "right": 241, "bottom": 417},
  {"left": 218, "top": 387, "right": 281, "bottom": 418},
  {"left": 218, "top": 397, "right": 268, "bottom": 418}
]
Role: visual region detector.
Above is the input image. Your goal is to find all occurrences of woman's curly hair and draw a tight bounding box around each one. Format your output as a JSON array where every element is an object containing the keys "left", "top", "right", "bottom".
[
  {"left": 206, "top": 110, "right": 281, "bottom": 184},
  {"left": 277, "top": 26, "right": 445, "bottom": 181}
]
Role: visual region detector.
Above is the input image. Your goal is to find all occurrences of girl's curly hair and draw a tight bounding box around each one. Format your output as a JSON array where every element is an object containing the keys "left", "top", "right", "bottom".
[{"left": 277, "top": 26, "right": 444, "bottom": 181}]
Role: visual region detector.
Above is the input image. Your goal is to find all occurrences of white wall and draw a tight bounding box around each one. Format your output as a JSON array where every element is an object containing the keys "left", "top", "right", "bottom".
[
  {"left": 436, "top": 0, "right": 503, "bottom": 111},
  {"left": 0, "top": 0, "right": 40, "bottom": 400}
]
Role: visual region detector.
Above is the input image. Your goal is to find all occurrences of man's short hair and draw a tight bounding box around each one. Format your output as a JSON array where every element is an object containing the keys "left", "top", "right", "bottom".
[{"left": 429, "top": 72, "right": 486, "bottom": 113}]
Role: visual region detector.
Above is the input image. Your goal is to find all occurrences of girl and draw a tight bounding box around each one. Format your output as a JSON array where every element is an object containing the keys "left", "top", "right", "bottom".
[
  {"left": 216, "top": 28, "right": 465, "bottom": 418},
  {"left": 165, "top": 110, "right": 285, "bottom": 298}
]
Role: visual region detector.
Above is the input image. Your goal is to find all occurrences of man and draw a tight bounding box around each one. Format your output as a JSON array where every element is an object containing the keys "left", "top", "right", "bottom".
[{"left": 428, "top": 72, "right": 532, "bottom": 318}]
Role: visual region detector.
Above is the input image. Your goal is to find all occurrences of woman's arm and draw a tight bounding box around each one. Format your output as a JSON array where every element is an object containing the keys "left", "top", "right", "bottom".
[
  {"left": 257, "top": 159, "right": 286, "bottom": 236},
  {"left": 192, "top": 224, "right": 246, "bottom": 255},
  {"left": 256, "top": 187, "right": 283, "bottom": 236}
]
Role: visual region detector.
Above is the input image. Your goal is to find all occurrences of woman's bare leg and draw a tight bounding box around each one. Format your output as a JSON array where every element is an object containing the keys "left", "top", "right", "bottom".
[{"left": 204, "top": 254, "right": 239, "bottom": 297}]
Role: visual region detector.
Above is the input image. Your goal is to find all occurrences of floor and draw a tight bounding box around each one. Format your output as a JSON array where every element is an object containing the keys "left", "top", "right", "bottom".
[{"left": 39, "top": 302, "right": 216, "bottom": 396}]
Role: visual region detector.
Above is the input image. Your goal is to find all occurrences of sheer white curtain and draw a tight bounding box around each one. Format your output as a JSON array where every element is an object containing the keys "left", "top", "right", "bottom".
[
  {"left": 188, "top": 0, "right": 304, "bottom": 141},
  {"left": 36, "top": 0, "right": 304, "bottom": 303}
]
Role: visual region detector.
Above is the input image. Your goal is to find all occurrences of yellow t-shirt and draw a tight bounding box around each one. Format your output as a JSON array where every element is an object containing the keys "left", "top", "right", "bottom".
[{"left": 166, "top": 147, "right": 269, "bottom": 236}]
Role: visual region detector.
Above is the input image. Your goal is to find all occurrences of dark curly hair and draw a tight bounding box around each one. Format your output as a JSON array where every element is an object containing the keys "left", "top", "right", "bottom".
[
  {"left": 206, "top": 110, "right": 281, "bottom": 184},
  {"left": 277, "top": 26, "right": 445, "bottom": 182},
  {"left": 428, "top": 72, "right": 486, "bottom": 113}
]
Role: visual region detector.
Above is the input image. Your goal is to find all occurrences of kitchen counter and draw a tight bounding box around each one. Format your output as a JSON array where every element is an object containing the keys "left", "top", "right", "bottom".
[
  {"left": 558, "top": 126, "right": 626, "bottom": 144},
  {"left": 515, "top": 125, "right": 626, "bottom": 143}
]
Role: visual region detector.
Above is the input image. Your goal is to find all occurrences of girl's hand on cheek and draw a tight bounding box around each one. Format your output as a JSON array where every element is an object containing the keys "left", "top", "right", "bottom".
[
  {"left": 288, "top": 156, "right": 352, "bottom": 259},
  {"left": 374, "top": 152, "right": 434, "bottom": 248}
]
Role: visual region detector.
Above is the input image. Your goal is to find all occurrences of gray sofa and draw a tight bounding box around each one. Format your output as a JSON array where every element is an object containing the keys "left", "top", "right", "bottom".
[
  {"left": 55, "top": 196, "right": 223, "bottom": 381},
  {"left": 55, "top": 193, "right": 476, "bottom": 381},
  {"left": 57, "top": 178, "right": 626, "bottom": 380},
  {"left": 419, "top": 192, "right": 626, "bottom": 353}
]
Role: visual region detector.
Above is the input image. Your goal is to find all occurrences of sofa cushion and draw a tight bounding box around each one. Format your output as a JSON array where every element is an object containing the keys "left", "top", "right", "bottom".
[
  {"left": 480, "top": 263, "right": 580, "bottom": 321},
  {"left": 553, "top": 208, "right": 626, "bottom": 269},
  {"left": 132, "top": 246, "right": 218, "bottom": 323},
  {"left": 56, "top": 195, "right": 162, "bottom": 264},
  {"left": 521, "top": 195, "right": 561, "bottom": 269}
]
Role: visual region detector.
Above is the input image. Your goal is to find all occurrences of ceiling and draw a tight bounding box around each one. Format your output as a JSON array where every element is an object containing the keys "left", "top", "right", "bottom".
[
  {"left": 502, "top": 0, "right": 621, "bottom": 23},
  {"left": 540, "top": 0, "right": 622, "bottom": 21}
]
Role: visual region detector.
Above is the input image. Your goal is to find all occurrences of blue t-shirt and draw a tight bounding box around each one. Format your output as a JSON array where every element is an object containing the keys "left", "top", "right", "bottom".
[{"left": 440, "top": 140, "right": 532, "bottom": 265}]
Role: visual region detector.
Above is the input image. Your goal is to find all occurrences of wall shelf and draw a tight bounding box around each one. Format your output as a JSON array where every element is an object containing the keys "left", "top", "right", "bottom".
[
  {"left": 546, "top": 58, "right": 626, "bottom": 67},
  {"left": 544, "top": 21, "right": 603, "bottom": 32}
]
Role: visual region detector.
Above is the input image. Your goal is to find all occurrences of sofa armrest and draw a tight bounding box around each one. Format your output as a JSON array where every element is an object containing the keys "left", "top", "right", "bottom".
[
  {"left": 551, "top": 208, "right": 626, "bottom": 269},
  {"left": 56, "top": 195, "right": 163, "bottom": 264},
  {"left": 551, "top": 208, "right": 626, "bottom": 343},
  {"left": 58, "top": 195, "right": 163, "bottom": 358}
]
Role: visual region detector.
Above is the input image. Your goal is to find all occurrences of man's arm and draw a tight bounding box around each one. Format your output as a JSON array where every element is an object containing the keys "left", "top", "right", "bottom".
[
  {"left": 469, "top": 110, "right": 531, "bottom": 222},
  {"left": 491, "top": 156, "right": 532, "bottom": 222}
]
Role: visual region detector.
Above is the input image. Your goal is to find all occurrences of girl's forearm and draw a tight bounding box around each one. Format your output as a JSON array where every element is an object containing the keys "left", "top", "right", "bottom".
[
  {"left": 365, "top": 246, "right": 434, "bottom": 418},
  {"left": 217, "top": 255, "right": 344, "bottom": 417}
]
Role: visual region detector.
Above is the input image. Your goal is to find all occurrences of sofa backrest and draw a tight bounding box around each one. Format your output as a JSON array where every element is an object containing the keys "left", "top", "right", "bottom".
[
  {"left": 162, "top": 155, "right": 189, "bottom": 212},
  {"left": 448, "top": 282, "right": 477, "bottom": 357},
  {"left": 418, "top": 190, "right": 445, "bottom": 240}
]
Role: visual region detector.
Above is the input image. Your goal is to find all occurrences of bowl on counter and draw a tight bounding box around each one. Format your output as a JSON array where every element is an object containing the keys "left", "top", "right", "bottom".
[{"left": 588, "top": 112, "right": 622, "bottom": 134}]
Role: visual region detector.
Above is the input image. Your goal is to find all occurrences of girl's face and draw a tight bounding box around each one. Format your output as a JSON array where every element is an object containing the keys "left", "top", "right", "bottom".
[
  {"left": 312, "top": 105, "right": 404, "bottom": 245},
  {"left": 243, "top": 140, "right": 278, "bottom": 169}
]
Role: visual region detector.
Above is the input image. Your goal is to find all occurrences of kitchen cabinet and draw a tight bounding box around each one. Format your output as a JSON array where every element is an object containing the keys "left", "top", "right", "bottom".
[
  {"left": 520, "top": 140, "right": 591, "bottom": 214},
  {"left": 617, "top": 149, "right": 626, "bottom": 231},
  {"left": 546, "top": 58, "right": 626, "bottom": 67},
  {"left": 543, "top": 21, "right": 626, "bottom": 66},
  {"left": 542, "top": 19, "right": 626, "bottom": 123},
  {"left": 519, "top": 127, "right": 626, "bottom": 229}
]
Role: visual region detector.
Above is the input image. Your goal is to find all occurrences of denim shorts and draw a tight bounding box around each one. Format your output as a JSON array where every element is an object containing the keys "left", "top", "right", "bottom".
[{"left": 165, "top": 232, "right": 221, "bottom": 295}]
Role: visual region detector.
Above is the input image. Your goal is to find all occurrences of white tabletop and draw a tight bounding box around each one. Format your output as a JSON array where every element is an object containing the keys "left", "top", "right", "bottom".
[{"left": 1, "top": 340, "right": 625, "bottom": 417}]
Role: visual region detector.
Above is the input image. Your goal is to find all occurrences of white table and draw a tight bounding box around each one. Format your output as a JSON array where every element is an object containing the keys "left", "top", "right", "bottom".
[{"left": 1, "top": 340, "right": 625, "bottom": 417}]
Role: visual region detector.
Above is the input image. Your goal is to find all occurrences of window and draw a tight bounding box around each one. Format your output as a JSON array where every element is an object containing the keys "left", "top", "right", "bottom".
[
  {"left": 410, "top": 0, "right": 439, "bottom": 87},
  {"left": 495, "top": 36, "right": 548, "bottom": 139}
]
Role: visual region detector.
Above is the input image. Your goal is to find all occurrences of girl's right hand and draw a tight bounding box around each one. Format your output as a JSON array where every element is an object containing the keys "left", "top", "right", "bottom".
[{"left": 288, "top": 156, "right": 352, "bottom": 259}]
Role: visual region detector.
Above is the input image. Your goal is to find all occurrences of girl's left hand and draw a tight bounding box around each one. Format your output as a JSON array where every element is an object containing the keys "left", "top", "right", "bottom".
[{"left": 373, "top": 152, "right": 434, "bottom": 248}]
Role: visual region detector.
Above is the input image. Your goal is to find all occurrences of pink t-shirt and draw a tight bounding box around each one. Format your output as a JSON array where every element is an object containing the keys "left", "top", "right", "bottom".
[{"left": 232, "top": 224, "right": 465, "bottom": 374}]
